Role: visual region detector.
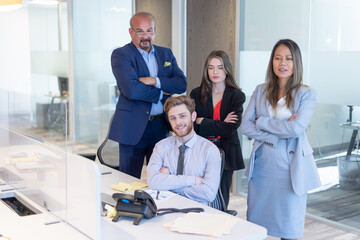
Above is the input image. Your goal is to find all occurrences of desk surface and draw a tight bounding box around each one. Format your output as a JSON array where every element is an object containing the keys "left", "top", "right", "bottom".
[
  {"left": 98, "top": 164, "right": 267, "bottom": 240},
  {"left": 0, "top": 142, "right": 266, "bottom": 240},
  {"left": 340, "top": 121, "right": 360, "bottom": 130}
]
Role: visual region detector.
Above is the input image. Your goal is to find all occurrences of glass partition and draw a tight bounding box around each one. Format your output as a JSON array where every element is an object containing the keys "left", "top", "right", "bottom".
[
  {"left": 1, "top": 0, "right": 132, "bottom": 154},
  {"left": 0, "top": 89, "right": 101, "bottom": 239},
  {"left": 72, "top": 0, "right": 132, "bottom": 146},
  {"left": 0, "top": 89, "right": 9, "bottom": 131},
  {"left": 1, "top": 90, "right": 68, "bottom": 220},
  {"left": 6, "top": 90, "right": 69, "bottom": 151},
  {"left": 237, "top": 0, "right": 360, "bottom": 231},
  {"left": 0, "top": 0, "right": 70, "bottom": 148},
  {"left": 66, "top": 150, "right": 101, "bottom": 239}
]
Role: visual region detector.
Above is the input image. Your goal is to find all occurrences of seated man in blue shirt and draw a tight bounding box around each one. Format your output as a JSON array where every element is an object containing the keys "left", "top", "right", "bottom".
[{"left": 147, "top": 95, "right": 221, "bottom": 204}]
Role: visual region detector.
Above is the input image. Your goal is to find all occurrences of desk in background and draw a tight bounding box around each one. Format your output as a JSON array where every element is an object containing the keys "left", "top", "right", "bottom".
[
  {"left": 338, "top": 122, "right": 360, "bottom": 190},
  {"left": 340, "top": 121, "right": 360, "bottom": 157}
]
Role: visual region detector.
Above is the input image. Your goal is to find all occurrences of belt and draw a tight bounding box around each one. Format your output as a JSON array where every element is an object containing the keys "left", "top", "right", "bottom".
[
  {"left": 209, "top": 139, "right": 221, "bottom": 143},
  {"left": 207, "top": 136, "right": 221, "bottom": 144},
  {"left": 149, "top": 113, "right": 163, "bottom": 121}
]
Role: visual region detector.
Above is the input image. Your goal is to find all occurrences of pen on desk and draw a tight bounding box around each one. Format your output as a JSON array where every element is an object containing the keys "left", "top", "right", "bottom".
[
  {"left": 156, "top": 190, "right": 160, "bottom": 200},
  {"left": 101, "top": 171, "right": 112, "bottom": 175}
]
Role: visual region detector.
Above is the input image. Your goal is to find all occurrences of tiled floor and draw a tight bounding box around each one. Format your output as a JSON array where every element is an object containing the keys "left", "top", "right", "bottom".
[
  {"left": 307, "top": 184, "right": 360, "bottom": 230},
  {"left": 236, "top": 152, "right": 360, "bottom": 234},
  {"left": 228, "top": 194, "right": 360, "bottom": 240}
]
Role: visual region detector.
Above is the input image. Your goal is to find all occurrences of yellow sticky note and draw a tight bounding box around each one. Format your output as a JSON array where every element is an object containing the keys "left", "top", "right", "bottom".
[
  {"left": 111, "top": 182, "right": 131, "bottom": 192},
  {"left": 128, "top": 182, "right": 148, "bottom": 189},
  {"left": 164, "top": 62, "right": 171, "bottom": 67},
  {"left": 105, "top": 204, "right": 117, "bottom": 218},
  {"left": 110, "top": 182, "right": 148, "bottom": 192}
]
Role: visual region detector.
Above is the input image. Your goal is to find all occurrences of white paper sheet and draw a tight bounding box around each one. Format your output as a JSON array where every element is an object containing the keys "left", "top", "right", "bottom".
[{"left": 164, "top": 212, "right": 240, "bottom": 237}]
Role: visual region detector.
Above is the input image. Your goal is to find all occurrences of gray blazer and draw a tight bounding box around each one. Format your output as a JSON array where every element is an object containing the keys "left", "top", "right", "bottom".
[{"left": 240, "top": 83, "right": 321, "bottom": 196}]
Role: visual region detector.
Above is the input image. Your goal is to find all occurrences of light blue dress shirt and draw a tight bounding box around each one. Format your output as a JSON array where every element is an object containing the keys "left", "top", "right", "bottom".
[
  {"left": 137, "top": 46, "right": 164, "bottom": 115},
  {"left": 147, "top": 133, "right": 221, "bottom": 204}
]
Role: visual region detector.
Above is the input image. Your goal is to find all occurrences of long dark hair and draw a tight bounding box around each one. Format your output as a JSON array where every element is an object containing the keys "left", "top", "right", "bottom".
[
  {"left": 265, "top": 39, "right": 303, "bottom": 110},
  {"left": 200, "top": 50, "right": 239, "bottom": 105}
]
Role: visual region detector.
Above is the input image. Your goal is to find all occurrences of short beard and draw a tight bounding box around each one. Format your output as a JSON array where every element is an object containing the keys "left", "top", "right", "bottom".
[
  {"left": 139, "top": 39, "right": 151, "bottom": 51},
  {"left": 173, "top": 122, "right": 193, "bottom": 138}
]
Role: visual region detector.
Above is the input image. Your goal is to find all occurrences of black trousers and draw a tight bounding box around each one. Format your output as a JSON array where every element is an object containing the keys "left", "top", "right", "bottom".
[
  {"left": 210, "top": 140, "right": 233, "bottom": 208},
  {"left": 119, "top": 118, "right": 168, "bottom": 179},
  {"left": 220, "top": 169, "right": 234, "bottom": 208}
]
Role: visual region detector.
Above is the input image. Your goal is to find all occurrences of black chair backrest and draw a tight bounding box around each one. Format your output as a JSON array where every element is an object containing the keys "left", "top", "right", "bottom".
[
  {"left": 208, "top": 148, "right": 227, "bottom": 212},
  {"left": 97, "top": 113, "right": 119, "bottom": 169}
]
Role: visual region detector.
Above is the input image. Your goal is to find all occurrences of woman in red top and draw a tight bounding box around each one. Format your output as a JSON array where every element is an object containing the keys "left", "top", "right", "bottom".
[{"left": 190, "top": 50, "right": 246, "bottom": 209}]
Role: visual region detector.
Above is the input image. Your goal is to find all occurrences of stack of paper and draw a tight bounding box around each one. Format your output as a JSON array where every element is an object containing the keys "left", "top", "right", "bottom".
[
  {"left": 10, "top": 155, "right": 55, "bottom": 172},
  {"left": 11, "top": 157, "right": 41, "bottom": 163},
  {"left": 164, "top": 212, "right": 239, "bottom": 237},
  {"left": 110, "top": 182, "right": 148, "bottom": 192}
]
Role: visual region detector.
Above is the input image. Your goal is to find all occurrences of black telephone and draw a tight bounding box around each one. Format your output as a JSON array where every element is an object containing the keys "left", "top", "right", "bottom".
[
  {"left": 112, "top": 190, "right": 204, "bottom": 225},
  {"left": 112, "top": 190, "right": 157, "bottom": 225}
]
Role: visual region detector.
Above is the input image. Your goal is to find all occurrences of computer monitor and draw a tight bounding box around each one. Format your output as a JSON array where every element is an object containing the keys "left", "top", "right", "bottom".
[{"left": 58, "top": 77, "right": 68, "bottom": 97}]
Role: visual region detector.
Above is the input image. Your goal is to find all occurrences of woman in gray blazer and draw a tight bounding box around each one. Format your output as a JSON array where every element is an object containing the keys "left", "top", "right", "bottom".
[{"left": 240, "top": 39, "right": 321, "bottom": 240}]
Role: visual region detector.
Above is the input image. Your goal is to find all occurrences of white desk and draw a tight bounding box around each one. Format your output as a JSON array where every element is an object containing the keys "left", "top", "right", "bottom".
[
  {"left": 0, "top": 137, "right": 266, "bottom": 240},
  {"left": 98, "top": 164, "right": 267, "bottom": 240},
  {"left": 0, "top": 164, "right": 266, "bottom": 240},
  {"left": 340, "top": 121, "right": 360, "bottom": 156}
]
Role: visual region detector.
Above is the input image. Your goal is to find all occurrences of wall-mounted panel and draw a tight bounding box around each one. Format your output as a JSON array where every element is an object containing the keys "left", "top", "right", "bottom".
[
  {"left": 187, "top": 0, "right": 236, "bottom": 93},
  {"left": 136, "top": 0, "right": 172, "bottom": 49}
]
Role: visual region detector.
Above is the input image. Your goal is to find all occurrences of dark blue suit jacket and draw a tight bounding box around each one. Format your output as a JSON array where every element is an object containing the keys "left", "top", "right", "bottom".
[{"left": 109, "top": 42, "right": 187, "bottom": 145}]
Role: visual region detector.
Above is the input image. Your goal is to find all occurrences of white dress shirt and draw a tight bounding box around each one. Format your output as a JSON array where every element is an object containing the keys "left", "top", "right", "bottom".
[
  {"left": 137, "top": 46, "right": 163, "bottom": 115},
  {"left": 147, "top": 133, "right": 221, "bottom": 204}
]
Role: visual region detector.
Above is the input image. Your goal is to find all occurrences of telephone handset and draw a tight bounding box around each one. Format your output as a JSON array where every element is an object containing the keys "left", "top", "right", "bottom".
[
  {"left": 112, "top": 190, "right": 157, "bottom": 225},
  {"left": 112, "top": 190, "right": 204, "bottom": 225}
]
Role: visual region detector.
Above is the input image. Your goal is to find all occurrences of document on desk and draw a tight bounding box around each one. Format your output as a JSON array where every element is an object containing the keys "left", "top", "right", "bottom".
[
  {"left": 5, "top": 152, "right": 42, "bottom": 165},
  {"left": 145, "top": 189, "right": 177, "bottom": 204},
  {"left": 6, "top": 152, "right": 56, "bottom": 172},
  {"left": 10, "top": 157, "right": 41, "bottom": 163},
  {"left": 164, "top": 212, "right": 240, "bottom": 237}
]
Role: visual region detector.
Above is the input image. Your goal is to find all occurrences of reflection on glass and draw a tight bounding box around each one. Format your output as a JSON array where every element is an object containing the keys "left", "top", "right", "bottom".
[
  {"left": 0, "top": 89, "right": 101, "bottom": 237},
  {"left": 73, "top": 0, "right": 132, "bottom": 146},
  {"left": 238, "top": 0, "right": 360, "bottom": 230}
]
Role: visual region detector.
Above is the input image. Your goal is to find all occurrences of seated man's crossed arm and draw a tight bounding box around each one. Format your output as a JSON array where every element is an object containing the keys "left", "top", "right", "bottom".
[{"left": 147, "top": 136, "right": 221, "bottom": 204}]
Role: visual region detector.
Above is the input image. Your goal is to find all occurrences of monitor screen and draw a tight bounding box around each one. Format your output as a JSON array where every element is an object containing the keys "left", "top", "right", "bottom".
[{"left": 58, "top": 77, "right": 68, "bottom": 97}]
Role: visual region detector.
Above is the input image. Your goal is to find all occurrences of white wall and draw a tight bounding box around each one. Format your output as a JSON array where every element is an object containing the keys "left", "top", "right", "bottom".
[
  {"left": 243, "top": 0, "right": 310, "bottom": 51},
  {"left": 28, "top": 3, "right": 69, "bottom": 101},
  {"left": 0, "top": 8, "right": 31, "bottom": 94},
  {"left": 0, "top": 7, "right": 31, "bottom": 114}
]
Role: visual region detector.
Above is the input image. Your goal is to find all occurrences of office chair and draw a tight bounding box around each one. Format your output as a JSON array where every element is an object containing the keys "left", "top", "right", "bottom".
[
  {"left": 97, "top": 113, "right": 119, "bottom": 170},
  {"left": 208, "top": 148, "right": 237, "bottom": 216}
]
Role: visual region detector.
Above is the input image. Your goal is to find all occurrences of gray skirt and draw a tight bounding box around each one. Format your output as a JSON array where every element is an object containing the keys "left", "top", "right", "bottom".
[{"left": 247, "top": 140, "right": 307, "bottom": 239}]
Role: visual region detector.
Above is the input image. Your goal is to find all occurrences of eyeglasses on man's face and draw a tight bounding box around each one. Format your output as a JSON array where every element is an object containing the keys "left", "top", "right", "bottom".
[{"left": 132, "top": 28, "right": 155, "bottom": 36}]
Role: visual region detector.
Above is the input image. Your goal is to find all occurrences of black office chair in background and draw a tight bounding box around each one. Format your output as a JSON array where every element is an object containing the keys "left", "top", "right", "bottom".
[
  {"left": 97, "top": 113, "right": 119, "bottom": 170},
  {"left": 208, "top": 148, "right": 237, "bottom": 216}
]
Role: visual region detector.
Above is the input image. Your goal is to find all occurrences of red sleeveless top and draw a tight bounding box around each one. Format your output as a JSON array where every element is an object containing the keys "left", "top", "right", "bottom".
[{"left": 208, "top": 99, "right": 222, "bottom": 140}]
